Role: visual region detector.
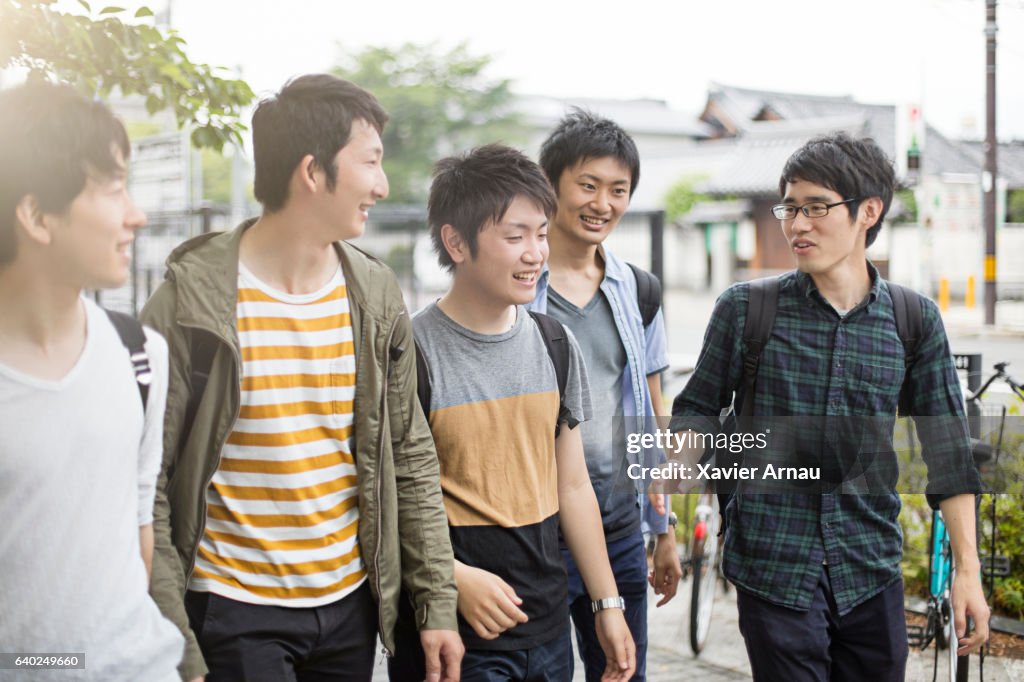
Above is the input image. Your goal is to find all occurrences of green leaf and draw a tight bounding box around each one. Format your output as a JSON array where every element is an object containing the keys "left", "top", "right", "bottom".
[
  {"left": 134, "top": 6, "right": 154, "bottom": 18},
  {"left": 76, "top": 0, "right": 92, "bottom": 13},
  {"left": 98, "top": 6, "right": 125, "bottom": 15}
]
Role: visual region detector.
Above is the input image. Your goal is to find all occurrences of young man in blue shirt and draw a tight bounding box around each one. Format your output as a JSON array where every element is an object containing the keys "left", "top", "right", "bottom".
[{"left": 528, "top": 110, "right": 680, "bottom": 682}]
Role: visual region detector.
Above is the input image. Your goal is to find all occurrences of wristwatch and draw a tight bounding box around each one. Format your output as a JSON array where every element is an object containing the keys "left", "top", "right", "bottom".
[
  {"left": 667, "top": 511, "right": 678, "bottom": 527},
  {"left": 591, "top": 596, "right": 626, "bottom": 613}
]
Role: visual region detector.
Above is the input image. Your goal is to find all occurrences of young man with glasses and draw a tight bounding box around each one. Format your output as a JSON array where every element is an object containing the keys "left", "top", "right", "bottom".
[{"left": 670, "top": 132, "right": 989, "bottom": 680}]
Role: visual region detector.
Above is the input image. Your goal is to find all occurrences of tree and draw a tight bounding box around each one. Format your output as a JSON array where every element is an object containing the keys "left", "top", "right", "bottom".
[
  {"left": 1008, "top": 189, "right": 1024, "bottom": 224},
  {"left": 332, "top": 42, "right": 524, "bottom": 203},
  {"left": 664, "top": 174, "right": 710, "bottom": 222},
  {"left": 0, "top": 0, "right": 254, "bottom": 151}
]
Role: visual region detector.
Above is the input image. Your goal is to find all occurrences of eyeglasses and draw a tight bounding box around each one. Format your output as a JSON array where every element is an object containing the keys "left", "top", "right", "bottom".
[{"left": 771, "top": 198, "right": 860, "bottom": 220}]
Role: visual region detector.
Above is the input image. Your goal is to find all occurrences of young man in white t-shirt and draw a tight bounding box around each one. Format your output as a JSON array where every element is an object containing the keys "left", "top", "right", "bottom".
[{"left": 0, "top": 82, "right": 184, "bottom": 680}]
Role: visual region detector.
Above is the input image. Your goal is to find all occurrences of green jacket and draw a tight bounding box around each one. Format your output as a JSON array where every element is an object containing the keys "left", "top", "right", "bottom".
[{"left": 141, "top": 222, "right": 457, "bottom": 680}]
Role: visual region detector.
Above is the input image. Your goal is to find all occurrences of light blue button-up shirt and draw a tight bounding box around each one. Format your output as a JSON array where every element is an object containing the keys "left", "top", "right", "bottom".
[{"left": 528, "top": 246, "right": 671, "bottom": 534}]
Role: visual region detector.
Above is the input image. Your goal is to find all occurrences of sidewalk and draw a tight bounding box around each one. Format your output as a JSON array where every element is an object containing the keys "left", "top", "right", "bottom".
[{"left": 372, "top": 572, "right": 1024, "bottom": 681}]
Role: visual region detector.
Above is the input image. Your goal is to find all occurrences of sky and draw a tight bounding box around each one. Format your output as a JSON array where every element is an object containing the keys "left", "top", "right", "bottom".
[{"left": 60, "top": 0, "right": 1024, "bottom": 140}]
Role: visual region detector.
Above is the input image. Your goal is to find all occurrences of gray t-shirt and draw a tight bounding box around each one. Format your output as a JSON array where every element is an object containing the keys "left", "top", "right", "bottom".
[
  {"left": 412, "top": 302, "right": 591, "bottom": 650},
  {"left": 547, "top": 288, "right": 639, "bottom": 541}
]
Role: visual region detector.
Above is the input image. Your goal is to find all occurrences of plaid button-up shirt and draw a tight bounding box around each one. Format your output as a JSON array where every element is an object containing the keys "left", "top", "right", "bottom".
[{"left": 670, "top": 264, "right": 981, "bottom": 614}]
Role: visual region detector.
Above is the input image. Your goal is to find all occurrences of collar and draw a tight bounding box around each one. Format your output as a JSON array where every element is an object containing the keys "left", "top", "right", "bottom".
[{"left": 794, "top": 260, "right": 882, "bottom": 307}]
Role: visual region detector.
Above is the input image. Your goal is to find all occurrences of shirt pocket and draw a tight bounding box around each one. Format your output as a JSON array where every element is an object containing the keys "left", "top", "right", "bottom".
[{"left": 849, "top": 360, "right": 905, "bottom": 413}]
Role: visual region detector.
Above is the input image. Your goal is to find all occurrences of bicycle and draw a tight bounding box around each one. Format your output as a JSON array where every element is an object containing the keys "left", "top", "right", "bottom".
[
  {"left": 677, "top": 487, "right": 724, "bottom": 656},
  {"left": 907, "top": 361, "right": 1021, "bottom": 681}
]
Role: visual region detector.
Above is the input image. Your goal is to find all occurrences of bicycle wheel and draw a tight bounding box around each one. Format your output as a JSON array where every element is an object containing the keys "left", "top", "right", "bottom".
[{"left": 689, "top": 501, "right": 720, "bottom": 655}]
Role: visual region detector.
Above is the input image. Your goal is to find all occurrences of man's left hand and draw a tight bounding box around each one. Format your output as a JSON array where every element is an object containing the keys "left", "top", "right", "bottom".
[
  {"left": 952, "top": 570, "right": 990, "bottom": 656},
  {"left": 594, "top": 608, "right": 636, "bottom": 681},
  {"left": 649, "top": 532, "right": 682, "bottom": 606},
  {"left": 420, "top": 629, "right": 464, "bottom": 682}
]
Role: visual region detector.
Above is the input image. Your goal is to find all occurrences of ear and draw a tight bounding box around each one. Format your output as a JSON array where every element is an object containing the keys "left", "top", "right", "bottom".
[
  {"left": 440, "top": 224, "right": 469, "bottom": 265},
  {"left": 14, "top": 195, "right": 54, "bottom": 247},
  {"left": 291, "top": 154, "right": 319, "bottom": 196},
  {"left": 858, "top": 196, "right": 883, "bottom": 231}
]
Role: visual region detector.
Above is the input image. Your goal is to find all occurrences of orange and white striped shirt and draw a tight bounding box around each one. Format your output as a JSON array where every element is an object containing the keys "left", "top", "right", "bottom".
[{"left": 189, "top": 262, "right": 365, "bottom": 606}]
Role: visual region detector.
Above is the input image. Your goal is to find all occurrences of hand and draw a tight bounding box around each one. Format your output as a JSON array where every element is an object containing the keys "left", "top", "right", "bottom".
[
  {"left": 594, "top": 608, "right": 636, "bottom": 681},
  {"left": 454, "top": 564, "right": 528, "bottom": 640},
  {"left": 419, "top": 629, "right": 464, "bottom": 682},
  {"left": 186, "top": 677, "right": 205, "bottom": 682},
  {"left": 647, "top": 491, "right": 665, "bottom": 516},
  {"left": 648, "top": 532, "right": 682, "bottom": 606},
  {"left": 952, "top": 569, "right": 990, "bottom": 655}
]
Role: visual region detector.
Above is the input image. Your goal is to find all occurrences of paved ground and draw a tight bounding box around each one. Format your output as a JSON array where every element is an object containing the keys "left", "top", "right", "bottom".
[{"left": 372, "top": 569, "right": 1024, "bottom": 681}]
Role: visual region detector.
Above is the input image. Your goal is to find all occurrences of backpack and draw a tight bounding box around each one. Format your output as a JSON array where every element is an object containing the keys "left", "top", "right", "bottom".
[
  {"left": 415, "top": 310, "right": 572, "bottom": 436},
  {"left": 715, "top": 276, "right": 925, "bottom": 524},
  {"left": 105, "top": 309, "right": 153, "bottom": 411},
  {"left": 626, "top": 262, "right": 662, "bottom": 328}
]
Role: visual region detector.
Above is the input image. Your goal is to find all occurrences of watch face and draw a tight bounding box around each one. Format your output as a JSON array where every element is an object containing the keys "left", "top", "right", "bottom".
[{"left": 668, "top": 512, "right": 678, "bottom": 526}]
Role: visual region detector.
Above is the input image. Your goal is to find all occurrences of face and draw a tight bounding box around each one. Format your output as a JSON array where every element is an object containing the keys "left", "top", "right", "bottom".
[
  {"left": 552, "top": 156, "right": 631, "bottom": 247},
  {"left": 451, "top": 195, "right": 549, "bottom": 307},
  {"left": 45, "top": 151, "right": 146, "bottom": 289},
  {"left": 779, "top": 179, "right": 869, "bottom": 277},
  {"left": 317, "top": 118, "right": 389, "bottom": 240}
]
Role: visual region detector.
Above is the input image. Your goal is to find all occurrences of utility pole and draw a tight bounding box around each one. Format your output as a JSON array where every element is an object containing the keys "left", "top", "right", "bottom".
[{"left": 983, "top": 0, "right": 998, "bottom": 325}]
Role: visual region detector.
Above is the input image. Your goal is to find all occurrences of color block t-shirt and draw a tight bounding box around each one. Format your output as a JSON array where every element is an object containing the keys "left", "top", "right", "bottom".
[{"left": 412, "top": 303, "right": 592, "bottom": 650}]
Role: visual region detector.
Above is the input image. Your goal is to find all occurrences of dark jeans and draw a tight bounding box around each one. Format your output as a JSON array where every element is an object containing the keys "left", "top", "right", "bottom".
[
  {"left": 184, "top": 582, "right": 376, "bottom": 682},
  {"left": 563, "top": 531, "right": 648, "bottom": 682},
  {"left": 459, "top": 628, "right": 572, "bottom": 682},
  {"left": 736, "top": 568, "right": 908, "bottom": 682}
]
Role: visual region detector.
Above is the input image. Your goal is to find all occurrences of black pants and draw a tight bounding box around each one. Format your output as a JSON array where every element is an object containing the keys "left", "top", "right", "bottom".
[
  {"left": 185, "top": 582, "right": 376, "bottom": 682},
  {"left": 736, "top": 568, "right": 908, "bottom": 682}
]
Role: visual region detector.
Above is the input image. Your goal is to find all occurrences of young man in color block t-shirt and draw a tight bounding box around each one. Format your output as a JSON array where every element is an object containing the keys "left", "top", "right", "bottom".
[{"left": 399, "top": 144, "right": 635, "bottom": 682}]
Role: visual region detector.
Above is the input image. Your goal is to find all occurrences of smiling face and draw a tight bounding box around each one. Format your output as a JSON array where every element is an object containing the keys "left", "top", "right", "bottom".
[
  {"left": 779, "top": 179, "right": 871, "bottom": 278},
  {"left": 451, "top": 195, "right": 549, "bottom": 307},
  {"left": 314, "top": 117, "right": 389, "bottom": 241},
  {"left": 43, "top": 150, "right": 146, "bottom": 289},
  {"left": 551, "top": 156, "right": 631, "bottom": 247}
]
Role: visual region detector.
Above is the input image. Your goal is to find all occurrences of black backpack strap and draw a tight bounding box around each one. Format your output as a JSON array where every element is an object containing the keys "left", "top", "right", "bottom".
[
  {"left": 183, "top": 327, "right": 218, "bottom": 443},
  {"left": 105, "top": 309, "right": 152, "bottom": 411},
  {"left": 888, "top": 282, "right": 924, "bottom": 416},
  {"left": 528, "top": 310, "right": 572, "bottom": 437},
  {"left": 627, "top": 262, "right": 663, "bottom": 328},
  {"left": 738, "top": 277, "right": 780, "bottom": 418},
  {"left": 414, "top": 341, "right": 431, "bottom": 418}
]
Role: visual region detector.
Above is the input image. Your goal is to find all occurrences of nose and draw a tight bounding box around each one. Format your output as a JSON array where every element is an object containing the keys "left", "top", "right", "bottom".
[
  {"left": 590, "top": 189, "right": 611, "bottom": 214},
  {"left": 524, "top": 235, "right": 547, "bottom": 265},
  {"left": 372, "top": 165, "right": 389, "bottom": 200},
  {"left": 125, "top": 196, "right": 147, "bottom": 232}
]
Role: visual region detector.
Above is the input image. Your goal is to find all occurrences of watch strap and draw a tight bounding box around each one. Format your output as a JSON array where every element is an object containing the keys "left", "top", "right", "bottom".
[{"left": 591, "top": 596, "right": 626, "bottom": 613}]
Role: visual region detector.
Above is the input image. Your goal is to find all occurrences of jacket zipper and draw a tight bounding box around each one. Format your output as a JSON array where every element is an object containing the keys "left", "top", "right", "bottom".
[{"left": 375, "top": 314, "right": 402, "bottom": 657}]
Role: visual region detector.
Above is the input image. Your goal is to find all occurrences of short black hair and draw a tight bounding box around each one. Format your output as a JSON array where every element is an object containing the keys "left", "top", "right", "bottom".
[
  {"left": 779, "top": 132, "right": 895, "bottom": 247},
  {"left": 428, "top": 144, "right": 557, "bottom": 272},
  {"left": 539, "top": 108, "right": 640, "bottom": 198},
  {"left": 0, "top": 81, "right": 131, "bottom": 268},
  {"left": 252, "top": 74, "right": 388, "bottom": 212}
]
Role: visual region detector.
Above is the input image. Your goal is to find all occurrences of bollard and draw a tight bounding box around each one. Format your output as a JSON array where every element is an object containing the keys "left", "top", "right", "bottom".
[
  {"left": 966, "top": 275, "right": 976, "bottom": 309},
  {"left": 938, "top": 277, "right": 950, "bottom": 312}
]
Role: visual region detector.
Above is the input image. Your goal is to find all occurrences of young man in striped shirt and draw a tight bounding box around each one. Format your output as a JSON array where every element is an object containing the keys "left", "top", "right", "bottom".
[{"left": 142, "top": 74, "right": 462, "bottom": 682}]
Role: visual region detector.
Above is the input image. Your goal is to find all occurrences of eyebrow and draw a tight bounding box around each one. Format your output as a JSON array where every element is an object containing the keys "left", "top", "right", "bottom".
[
  {"left": 578, "top": 173, "right": 630, "bottom": 186},
  {"left": 504, "top": 220, "right": 549, "bottom": 230},
  {"left": 782, "top": 194, "right": 832, "bottom": 204}
]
